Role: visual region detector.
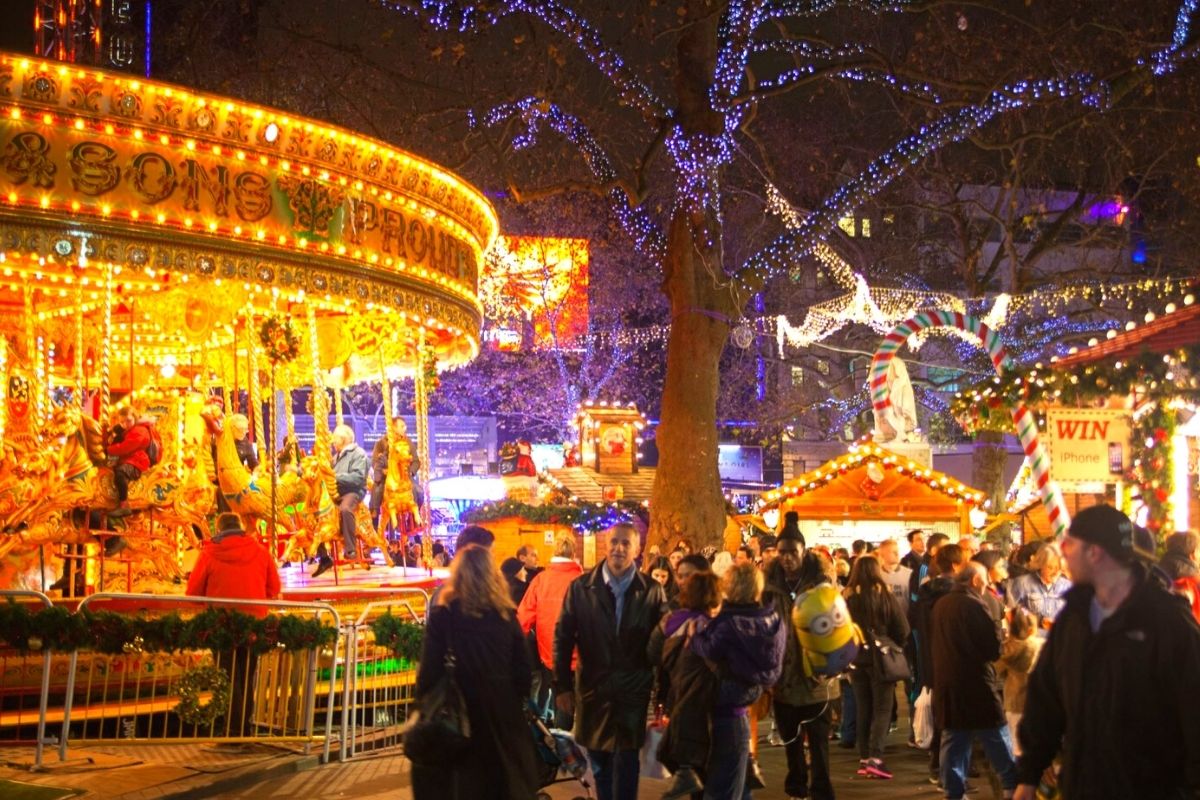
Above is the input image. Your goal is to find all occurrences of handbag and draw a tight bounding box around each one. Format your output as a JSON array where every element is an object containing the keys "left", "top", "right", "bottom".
[
  {"left": 402, "top": 613, "right": 471, "bottom": 766},
  {"left": 867, "top": 630, "right": 911, "bottom": 683}
]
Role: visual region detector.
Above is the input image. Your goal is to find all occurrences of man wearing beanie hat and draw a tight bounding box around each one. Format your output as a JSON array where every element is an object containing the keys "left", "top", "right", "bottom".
[{"left": 1014, "top": 505, "right": 1200, "bottom": 800}]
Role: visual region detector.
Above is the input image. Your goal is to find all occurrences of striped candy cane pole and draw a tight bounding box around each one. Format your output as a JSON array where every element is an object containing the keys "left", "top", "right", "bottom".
[{"left": 869, "top": 310, "right": 1070, "bottom": 539}]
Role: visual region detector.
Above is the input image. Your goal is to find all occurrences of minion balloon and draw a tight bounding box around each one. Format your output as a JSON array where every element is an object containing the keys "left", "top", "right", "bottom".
[{"left": 792, "top": 584, "right": 864, "bottom": 677}]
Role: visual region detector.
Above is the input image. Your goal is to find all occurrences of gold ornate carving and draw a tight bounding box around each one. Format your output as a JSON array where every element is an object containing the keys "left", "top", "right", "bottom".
[
  {"left": 2, "top": 132, "right": 56, "bottom": 188},
  {"left": 67, "top": 75, "right": 104, "bottom": 112},
  {"left": 22, "top": 72, "right": 58, "bottom": 103},
  {"left": 277, "top": 175, "right": 345, "bottom": 238}
]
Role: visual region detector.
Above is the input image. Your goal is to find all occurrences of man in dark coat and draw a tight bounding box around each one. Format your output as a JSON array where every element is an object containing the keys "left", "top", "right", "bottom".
[
  {"left": 555, "top": 522, "right": 668, "bottom": 800},
  {"left": 932, "top": 562, "right": 1018, "bottom": 800},
  {"left": 910, "top": 541, "right": 964, "bottom": 782},
  {"left": 1015, "top": 505, "right": 1200, "bottom": 800}
]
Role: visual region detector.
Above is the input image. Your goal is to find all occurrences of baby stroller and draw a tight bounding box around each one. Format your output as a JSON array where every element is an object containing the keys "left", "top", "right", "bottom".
[{"left": 527, "top": 702, "right": 592, "bottom": 800}]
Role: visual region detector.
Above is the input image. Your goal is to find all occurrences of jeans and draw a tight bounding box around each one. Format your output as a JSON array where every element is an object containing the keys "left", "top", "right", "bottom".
[
  {"left": 838, "top": 678, "right": 856, "bottom": 745},
  {"left": 940, "top": 726, "right": 1018, "bottom": 799},
  {"left": 704, "top": 714, "right": 751, "bottom": 800},
  {"left": 588, "top": 748, "right": 640, "bottom": 800},
  {"left": 113, "top": 463, "right": 141, "bottom": 502},
  {"left": 774, "top": 700, "right": 834, "bottom": 800},
  {"left": 850, "top": 670, "right": 895, "bottom": 760}
]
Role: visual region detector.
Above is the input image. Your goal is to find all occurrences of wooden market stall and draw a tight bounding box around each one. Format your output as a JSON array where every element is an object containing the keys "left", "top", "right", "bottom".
[{"left": 759, "top": 443, "right": 986, "bottom": 549}]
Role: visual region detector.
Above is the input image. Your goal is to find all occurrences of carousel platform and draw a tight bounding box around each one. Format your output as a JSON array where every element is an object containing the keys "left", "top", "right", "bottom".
[{"left": 277, "top": 555, "right": 446, "bottom": 604}]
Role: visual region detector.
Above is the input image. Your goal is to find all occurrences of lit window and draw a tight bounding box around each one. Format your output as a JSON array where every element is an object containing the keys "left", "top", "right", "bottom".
[
  {"left": 838, "top": 215, "right": 856, "bottom": 237},
  {"left": 791, "top": 366, "right": 805, "bottom": 386},
  {"left": 861, "top": 218, "right": 871, "bottom": 238}
]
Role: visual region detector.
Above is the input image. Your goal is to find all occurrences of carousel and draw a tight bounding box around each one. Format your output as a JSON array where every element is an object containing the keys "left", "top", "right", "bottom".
[{"left": 0, "top": 52, "right": 496, "bottom": 597}]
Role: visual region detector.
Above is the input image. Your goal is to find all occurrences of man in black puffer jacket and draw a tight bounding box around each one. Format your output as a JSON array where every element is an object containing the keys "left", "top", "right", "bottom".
[{"left": 1015, "top": 505, "right": 1200, "bottom": 800}]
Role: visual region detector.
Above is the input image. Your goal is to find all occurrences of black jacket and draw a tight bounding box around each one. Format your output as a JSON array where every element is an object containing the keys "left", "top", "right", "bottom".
[
  {"left": 413, "top": 602, "right": 539, "bottom": 800},
  {"left": 648, "top": 609, "right": 716, "bottom": 771},
  {"left": 1017, "top": 569, "right": 1200, "bottom": 799},
  {"left": 931, "top": 585, "right": 1004, "bottom": 730},
  {"left": 910, "top": 574, "right": 954, "bottom": 690},
  {"left": 554, "top": 564, "right": 668, "bottom": 752}
]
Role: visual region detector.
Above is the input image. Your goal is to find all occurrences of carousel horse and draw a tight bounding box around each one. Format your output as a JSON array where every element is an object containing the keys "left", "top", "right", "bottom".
[
  {"left": 278, "top": 455, "right": 341, "bottom": 564},
  {"left": 0, "top": 441, "right": 60, "bottom": 533},
  {"left": 28, "top": 405, "right": 198, "bottom": 528},
  {"left": 202, "top": 409, "right": 304, "bottom": 533},
  {"left": 379, "top": 419, "right": 422, "bottom": 559},
  {"left": 280, "top": 455, "right": 388, "bottom": 565}
]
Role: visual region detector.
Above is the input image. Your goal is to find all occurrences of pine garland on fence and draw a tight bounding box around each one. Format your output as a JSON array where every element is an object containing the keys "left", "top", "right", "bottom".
[
  {"left": 370, "top": 612, "right": 424, "bottom": 661},
  {"left": 0, "top": 603, "right": 338, "bottom": 655}
]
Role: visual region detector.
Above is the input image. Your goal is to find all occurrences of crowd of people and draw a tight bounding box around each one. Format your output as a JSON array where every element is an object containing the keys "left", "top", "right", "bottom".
[{"left": 407, "top": 505, "right": 1200, "bottom": 800}]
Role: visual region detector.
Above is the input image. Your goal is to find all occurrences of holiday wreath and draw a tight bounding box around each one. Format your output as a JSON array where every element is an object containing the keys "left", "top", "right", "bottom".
[
  {"left": 175, "top": 664, "right": 232, "bottom": 728},
  {"left": 259, "top": 315, "right": 300, "bottom": 364}
]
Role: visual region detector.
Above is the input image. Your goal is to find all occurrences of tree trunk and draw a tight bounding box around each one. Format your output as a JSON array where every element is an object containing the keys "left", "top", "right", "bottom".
[
  {"left": 972, "top": 430, "right": 1012, "bottom": 547},
  {"left": 649, "top": 216, "right": 731, "bottom": 551},
  {"left": 647, "top": 9, "right": 734, "bottom": 552}
]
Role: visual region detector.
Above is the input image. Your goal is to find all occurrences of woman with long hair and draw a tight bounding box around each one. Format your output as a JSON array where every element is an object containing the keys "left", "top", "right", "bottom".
[
  {"left": 843, "top": 554, "right": 910, "bottom": 780},
  {"left": 648, "top": 556, "right": 679, "bottom": 602},
  {"left": 412, "top": 545, "right": 539, "bottom": 799}
]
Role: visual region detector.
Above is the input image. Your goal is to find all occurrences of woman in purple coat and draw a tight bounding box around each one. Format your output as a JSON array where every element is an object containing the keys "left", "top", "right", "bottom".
[{"left": 690, "top": 562, "right": 787, "bottom": 799}]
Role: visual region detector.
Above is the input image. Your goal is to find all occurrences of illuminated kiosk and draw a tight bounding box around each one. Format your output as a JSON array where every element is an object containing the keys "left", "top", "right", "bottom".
[
  {"left": 0, "top": 53, "right": 497, "bottom": 595},
  {"left": 757, "top": 443, "right": 986, "bottom": 551}
]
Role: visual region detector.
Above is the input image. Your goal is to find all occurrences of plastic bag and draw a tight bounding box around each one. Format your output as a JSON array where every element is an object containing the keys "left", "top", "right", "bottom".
[
  {"left": 913, "top": 687, "right": 934, "bottom": 749},
  {"left": 640, "top": 717, "right": 671, "bottom": 779}
]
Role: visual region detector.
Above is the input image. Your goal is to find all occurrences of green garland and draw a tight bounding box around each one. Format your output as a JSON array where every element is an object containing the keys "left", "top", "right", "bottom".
[
  {"left": 175, "top": 664, "right": 231, "bottom": 728},
  {"left": 0, "top": 604, "right": 338, "bottom": 655},
  {"left": 1128, "top": 405, "right": 1176, "bottom": 537},
  {"left": 369, "top": 612, "right": 424, "bottom": 661},
  {"left": 950, "top": 344, "right": 1200, "bottom": 435},
  {"left": 259, "top": 316, "right": 300, "bottom": 364},
  {"left": 949, "top": 344, "right": 1197, "bottom": 540},
  {"left": 464, "top": 499, "right": 648, "bottom": 532}
]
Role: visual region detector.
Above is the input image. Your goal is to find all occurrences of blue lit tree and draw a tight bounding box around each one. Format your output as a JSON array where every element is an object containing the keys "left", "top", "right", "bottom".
[{"left": 365, "top": 0, "right": 1200, "bottom": 547}]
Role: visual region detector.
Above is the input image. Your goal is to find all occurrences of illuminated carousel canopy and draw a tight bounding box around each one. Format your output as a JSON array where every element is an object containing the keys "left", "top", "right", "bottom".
[{"left": 0, "top": 52, "right": 498, "bottom": 381}]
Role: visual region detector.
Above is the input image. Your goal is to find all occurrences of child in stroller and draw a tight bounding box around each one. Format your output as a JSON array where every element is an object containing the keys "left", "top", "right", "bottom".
[{"left": 527, "top": 702, "right": 592, "bottom": 800}]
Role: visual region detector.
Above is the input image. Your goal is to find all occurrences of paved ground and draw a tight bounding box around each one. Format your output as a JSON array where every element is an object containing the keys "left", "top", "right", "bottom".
[
  {"left": 219, "top": 721, "right": 967, "bottom": 800},
  {"left": 0, "top": 709, "right": 1000, "bottom": 799}
]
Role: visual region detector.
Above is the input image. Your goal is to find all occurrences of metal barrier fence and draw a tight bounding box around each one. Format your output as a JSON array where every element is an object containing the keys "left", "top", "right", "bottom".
[
  {"left": 61, "top": 594, "right": 343, "bottom": 762},
  {"left": 341, "top": 588, "right": 430, "bottom": 761},
  {"left": 0, "top": 590, "right": 58, "bottom": 769},
  {"left": 1, "top": 588, "right": 432, "bottom": 770}
]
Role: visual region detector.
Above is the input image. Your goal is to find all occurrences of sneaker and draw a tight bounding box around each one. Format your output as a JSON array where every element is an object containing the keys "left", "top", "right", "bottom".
[
  {"left": 862, "top": 759, "right": 892, "bottom": 780},
  {"left": 745, "top": 756, "right": 765, "bottom": 790},
  {"left": 662, "top": 766, "right": 704, "bottom": 800},
  {"left": 767, "top": 724, "right": 784, "bottom": 747},
  {"left": 856, "top": 759, "right": 871, "bottom": 776}
]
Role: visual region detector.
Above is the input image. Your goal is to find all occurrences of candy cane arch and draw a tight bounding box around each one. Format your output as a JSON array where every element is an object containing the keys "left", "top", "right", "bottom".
[{"left": 870, "top": 310, "right": 1070, "bottom": 539}]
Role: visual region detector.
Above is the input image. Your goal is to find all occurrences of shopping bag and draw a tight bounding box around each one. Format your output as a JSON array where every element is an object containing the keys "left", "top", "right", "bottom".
[
  {"left": 913, "top": 686, "right": 934, "bottom": 749},
  {"left": 640, "top": 718, "right": 671, "bottom": 779}
]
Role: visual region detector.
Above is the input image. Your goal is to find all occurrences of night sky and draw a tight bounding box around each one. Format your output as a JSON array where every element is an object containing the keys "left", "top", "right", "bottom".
[{"left": 0, "top": 1, "right": 35, "bottom": 54}]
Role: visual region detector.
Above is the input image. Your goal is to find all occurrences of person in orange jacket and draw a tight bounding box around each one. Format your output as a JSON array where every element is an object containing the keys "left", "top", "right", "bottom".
[{"left": 517, "top": 533, "right": 582, "bottom": 728}]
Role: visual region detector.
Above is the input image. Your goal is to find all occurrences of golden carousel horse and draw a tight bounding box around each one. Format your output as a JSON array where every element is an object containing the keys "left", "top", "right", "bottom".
[
  {"left": 378, "top": 419, "right": 423, "bottom": 564},
  {"left": 0, "top": 441, "right": 60, "bottom": 533},
  {"left": 202, "top": 410, "right": 304, "bottom": 533},
  {"left": 279, "top": 455, "right": 388, "bottom": 565},
  {"left": 32, "top": 405, "right": 202, "bottom": 527}
]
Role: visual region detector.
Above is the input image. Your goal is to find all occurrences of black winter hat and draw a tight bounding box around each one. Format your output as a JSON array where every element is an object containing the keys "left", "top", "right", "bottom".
[{"left": 1067, "top": 505, "right": 1155, "bottom": 565}]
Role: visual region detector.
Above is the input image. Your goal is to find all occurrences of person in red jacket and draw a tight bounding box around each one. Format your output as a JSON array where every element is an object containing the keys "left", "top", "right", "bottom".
[
  {"left": 187, "top": 513, "right": 281, "bottom": 737},
  {"left": 517, "top": 533, "right": 582, "bottom": 728},
  {"left": 106, "top": 404, "right": 152, "bottom": 515}
]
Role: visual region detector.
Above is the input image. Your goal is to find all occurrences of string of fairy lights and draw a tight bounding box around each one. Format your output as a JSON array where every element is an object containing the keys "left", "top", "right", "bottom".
[{"left": 392, "top": 0, "right": 1200, "bottom": 318}]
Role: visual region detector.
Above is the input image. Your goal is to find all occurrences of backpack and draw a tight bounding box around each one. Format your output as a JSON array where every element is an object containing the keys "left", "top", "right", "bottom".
[{"left": 138, "top": 422, "right": 163, "bottom": 467}]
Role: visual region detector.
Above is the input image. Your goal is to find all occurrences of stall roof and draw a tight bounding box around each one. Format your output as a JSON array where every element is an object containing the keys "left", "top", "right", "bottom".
[
  {"left": 1053, "top": 298, "right": 1200, "bottom": 368},
  {"left": 544, "top": 466, "right": 656, "bottom": 503},
  {"left": 760, "top": 444, "right": 985, "bottom": 514}
]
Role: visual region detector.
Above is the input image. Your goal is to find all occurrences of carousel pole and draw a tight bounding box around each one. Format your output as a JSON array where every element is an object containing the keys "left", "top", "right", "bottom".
[
  {"left": 247, "top": 309, "right": 265, "bottom": 463},
  {"left": 269, "top": 363, "right": 277, "bottom": 558},
  {"left": 75, "top": 280, "right": 84, "bottom": 408},
  {"left": 414, "top": 329, "right": 433, "bottom": 572},
  {"left": 100, "top": 264, "right": 112, "bottom": 429},
  {"left": 23, "top": 280, "right": 42, "bottom": 435}
]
